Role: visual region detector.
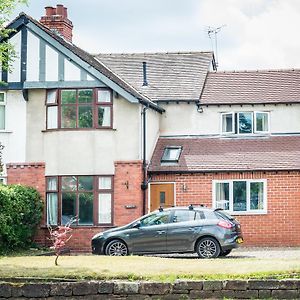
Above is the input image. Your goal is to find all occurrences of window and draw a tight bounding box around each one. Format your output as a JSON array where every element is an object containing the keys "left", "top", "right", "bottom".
[
  {"left": 0, "top": 177, "right": 6, "bottom": 185},
  {"left": 46, "top": 175, "right": 113, "bottom": 226},
  {"left": 173, "top": 210, "right": 196, "bottom": 223},
  {"left": 221, "top": 111, "right": 269, "bottom": 135},
  {"left": 46, "top": 88, "right": 112, "bottom": 129},
  {"left": 139, "top": 211, "right": 171, "bottom": 227},
  {"left": 161, "top": 146, "right": 182, "bottom": 163},
  {"left": 0, "top": 92, "right": 6, "bottom": 130},
  {"left": 213, "top": 180, "right": 266, "bottom": 213}
]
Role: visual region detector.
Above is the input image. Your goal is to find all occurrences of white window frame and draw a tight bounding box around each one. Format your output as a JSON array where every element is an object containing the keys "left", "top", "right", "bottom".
[
  {"left": 213, "top": 179, "right": 267, "bottom": 215},
  {"left": 0, "top": 92, "right": 6, "bottom": 130},
  {"left": 220, "top": 112, "right": 235, "bottom": 135},
  {"left": 254, "top": 111, "right": 270, "bottom": 134},
  {"left": 0, "top": 177, "right": 7, "bottom": 185}
]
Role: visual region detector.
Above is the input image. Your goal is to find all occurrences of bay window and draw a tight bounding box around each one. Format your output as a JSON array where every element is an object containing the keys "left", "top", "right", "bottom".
[
  {"left": 46, "top": 88, "right": 112, "bottom": 130},
  {"left": 213, "top": 179, "right": 266, "bottom": 213},
  {"left": 46, "top": 175, "right": 113, "bottom": 226},
  {"left": 221, "top": 111, "right": 269, "bottom": 135}
]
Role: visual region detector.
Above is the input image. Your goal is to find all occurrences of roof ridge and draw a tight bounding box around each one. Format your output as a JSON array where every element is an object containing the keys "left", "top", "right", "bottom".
[
  {"left": 93, "top": 51, "right": 213, "bottom": 56},
  {"left": 208, "top": 68, "right": 300, "bottom": 74}
]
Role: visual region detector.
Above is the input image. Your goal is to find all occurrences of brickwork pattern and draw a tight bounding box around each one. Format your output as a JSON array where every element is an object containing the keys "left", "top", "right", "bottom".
[
  {"left": 0, "top": 279, "right": 299, "bottom": 299},
  {"left": 152, "top": 171, "right": 300, "bottom": 246}
]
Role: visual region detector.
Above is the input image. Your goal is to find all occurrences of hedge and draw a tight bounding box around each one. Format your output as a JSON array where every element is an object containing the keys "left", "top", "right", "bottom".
[{"left": 0, "top": 184, "right": 43, "bottom": 252}]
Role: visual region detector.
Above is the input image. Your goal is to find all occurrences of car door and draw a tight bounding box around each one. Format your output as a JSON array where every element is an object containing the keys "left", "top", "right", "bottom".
[
  {"left": 129, "top": 210, "right": 171, "bottom": 253},
  {"left": 167, "top": 210, "right": 204, "bottom": 252}
]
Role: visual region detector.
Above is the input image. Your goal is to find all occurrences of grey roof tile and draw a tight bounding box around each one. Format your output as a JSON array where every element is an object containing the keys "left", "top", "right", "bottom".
[{"left": 94, "top": 52, "right": 213, "bottom": 101}]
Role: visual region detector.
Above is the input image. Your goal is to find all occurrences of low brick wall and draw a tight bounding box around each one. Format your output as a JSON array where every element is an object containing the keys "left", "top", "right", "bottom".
[{"left": 0, "top": 279, "right": 300, "bottom": 299}]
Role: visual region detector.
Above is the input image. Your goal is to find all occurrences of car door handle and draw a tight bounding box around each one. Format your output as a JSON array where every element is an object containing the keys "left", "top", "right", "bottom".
[{"left": 157, "top": 230, "right": 166, "bottom": 235}]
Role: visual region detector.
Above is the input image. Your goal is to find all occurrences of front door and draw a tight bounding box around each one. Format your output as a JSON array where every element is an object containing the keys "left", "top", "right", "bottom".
[{"left": 150, "top": 183, "right": 175, "bottom": 212}]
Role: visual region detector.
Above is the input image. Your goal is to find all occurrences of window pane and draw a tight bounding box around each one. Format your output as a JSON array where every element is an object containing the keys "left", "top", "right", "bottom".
[
  {"left": 98, "top": 106, "right": 111, "bottom": 126},
  {"left": 61, "top": 192, "right": 76, "bottom": 225},
  {"left": 79, "top": 192, "right": 93, "bottom": 225},
  {"left": 78, "top": 89, "right": 93, "bottom": 103},
  {"left": 98, "top": 193, "right": 112, "bottom": 224},
  {"left": 173, "top": 210, "right": 195, "bottom": 223},
  {"left": 140, "top": 211, "right": 170, "bottom": 227},
  {"left": 62, "top": 176, "right": 77, "bottom": 191},
  {"left": 78, "top": 176, "right": 93, "bottom": 191},
  {"left": 233, "top": 181, "right": 247, "bottom": 211},
  {"left": 0, "top": 106, "right": 5, "bottom": 130},
  {"left": 99, "top": 177, "right": 111, "bottom": 189},
  {"left": 98, "top": 90, "right": 111, "bottom": 103},
  {"left": 256, "top": 112, "right": 269, "bottom": 132},
  {"left": 162, "top": 147, "right": 181, "bottom": 162},
  {"left": 78, "top": 105, "right": 93, "bottom": 128},
  {"left": 47, "top": 193, "right": 58, "bottom": 225},
  {"left": 222, "top": 114, "right": 233, "bottom": 133},
  {"left": 47, "top": 106, "right": 58, "bottom": 129},
  {"left": 160, "top": 192, "right": 166, "bottom": 205},
  {"left": 250, "top": 182, "right": 264, "bottom": 210},
  {"left": 0, "top": 93, "right": 4, "bottom": 103},
  {"left": 239, "top": 112, "right": 253, "bottom": 134},
  {"left": 61, "top": 90, "right": 76, "bottom": 104},
  {"left": 47, "top": 90, "right": 57, "bottom": 104},
  {"left": 47, "top": 177, "right": 57, "bottom": 191},
  {"left": 61, "top": 105, "right": 76, "bottom": 128},
  {"left": 215, "top": 182, "right": 229, "bottom": 210}
]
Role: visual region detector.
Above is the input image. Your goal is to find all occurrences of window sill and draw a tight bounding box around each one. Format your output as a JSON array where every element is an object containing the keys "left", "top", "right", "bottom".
[
  {"left": 229, "top": 211, "right": 267, "bottom": 216},
  {"left": 0, "top": 130, "right": 13, "bottom": 134},
  {"left": 41, "top": 128, "right": 117, "bottom": 133},
  {"left": 220, "top": 133, "right": 270, "bottom": 138}
]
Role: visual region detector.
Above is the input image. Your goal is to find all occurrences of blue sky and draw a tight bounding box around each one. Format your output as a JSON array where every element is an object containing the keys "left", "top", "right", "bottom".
[{"left": 12, "top": 0, "right": 300, "bottom": 70}]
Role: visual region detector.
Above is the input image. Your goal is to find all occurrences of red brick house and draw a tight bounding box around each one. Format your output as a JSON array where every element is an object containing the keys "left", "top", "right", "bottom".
[{"left": 1, "top": 6, "right": 300, "bottom": 251}]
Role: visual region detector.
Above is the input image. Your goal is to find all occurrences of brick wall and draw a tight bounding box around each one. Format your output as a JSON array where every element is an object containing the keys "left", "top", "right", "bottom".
[
  {"left": 114, "top": 160, "right": 144, "bottom": 226},
  {"left": 151, "top": 171, "right": 300, "bottom": 246}
]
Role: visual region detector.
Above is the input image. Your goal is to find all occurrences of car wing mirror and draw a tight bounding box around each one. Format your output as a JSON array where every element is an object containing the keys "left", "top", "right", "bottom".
[{"left": 132, "top": 221, "right": 141, "bottom": 229}]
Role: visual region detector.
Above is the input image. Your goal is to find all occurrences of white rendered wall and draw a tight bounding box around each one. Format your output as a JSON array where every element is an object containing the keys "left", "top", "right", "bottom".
[
  {"left": 25, "top": 91, "right": 141, "bottom": 175},
  {"left": 146, "top": 108, "right": 160, "bottom": 161},
  {"left": 0, "top": 91, "right": 26, "bottom": 174},
  {"left": 7, "top": 32, "right": 21, "bottom": 82},
  {"left": 159, "top": 103, "right": 300, "bottom": 136},
  {"left": 27, "top": 31, "right": 40, "bottom": 81}
]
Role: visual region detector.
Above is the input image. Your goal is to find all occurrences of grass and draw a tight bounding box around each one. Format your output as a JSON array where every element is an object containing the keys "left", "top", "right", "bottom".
[{"left": 0, "top": 254, "right": 300, "bottom": 282}]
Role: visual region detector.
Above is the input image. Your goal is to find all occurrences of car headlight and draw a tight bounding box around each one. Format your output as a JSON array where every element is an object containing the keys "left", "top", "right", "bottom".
[{"left": 92, "top": 232, "right": 104, "bottom": 240}]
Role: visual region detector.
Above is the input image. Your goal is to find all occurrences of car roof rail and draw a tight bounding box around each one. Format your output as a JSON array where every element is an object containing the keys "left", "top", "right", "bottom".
[
  {"left": 158, "top": 206, "right": 164, "bottom": 212},
  {"left": 214, "top": 208, "right": 224, "bottom": 211},
  {"left": 188, "top": 204, "right": 194, "bottom": 210}
]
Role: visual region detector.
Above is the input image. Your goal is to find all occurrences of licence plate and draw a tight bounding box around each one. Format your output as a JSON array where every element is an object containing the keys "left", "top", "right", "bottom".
[{"left": 236, "top": 237, "right": 244, "bottom": 244}]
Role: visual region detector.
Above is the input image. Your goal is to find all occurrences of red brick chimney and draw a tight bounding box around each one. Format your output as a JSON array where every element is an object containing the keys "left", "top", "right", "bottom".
[{"left": 40, "top": 4, "right": 73, "bottom": 42}]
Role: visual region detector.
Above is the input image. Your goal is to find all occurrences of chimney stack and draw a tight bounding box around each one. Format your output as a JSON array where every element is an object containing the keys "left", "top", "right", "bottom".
[{"left": 40, "top": 4, "right": 73, "bottom": 42}]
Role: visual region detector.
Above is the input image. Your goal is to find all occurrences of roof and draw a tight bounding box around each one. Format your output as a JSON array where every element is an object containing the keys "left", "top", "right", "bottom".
[
  {"left": 200, "top": 69, "right": 300, "bottom": 105},
  {"left": 8, "top": 13, "right": 163, "bottom": 112},
  {"left": 148, "top": 135, "right": 300, "bottom": 173},
  {"left": 94, "top": 52, "right": 214, "bottom": 101}
]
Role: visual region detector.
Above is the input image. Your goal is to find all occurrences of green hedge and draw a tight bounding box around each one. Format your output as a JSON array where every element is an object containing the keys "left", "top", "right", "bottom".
[{"left": 0, "top": 184, "right": 43, "bottom": 252}]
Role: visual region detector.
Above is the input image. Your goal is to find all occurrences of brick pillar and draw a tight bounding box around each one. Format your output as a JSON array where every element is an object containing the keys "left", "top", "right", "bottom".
[{"left": 114, "top": 160, "right": 144, "bottom": 226}]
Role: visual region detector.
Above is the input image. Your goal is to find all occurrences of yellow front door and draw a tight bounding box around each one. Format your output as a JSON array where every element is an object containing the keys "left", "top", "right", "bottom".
[{"left": 150, "top": 183, "right": 175, "bottom": 212}]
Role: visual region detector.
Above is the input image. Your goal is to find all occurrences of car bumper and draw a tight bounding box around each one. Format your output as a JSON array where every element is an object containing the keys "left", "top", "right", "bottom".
[
  {"left": 91, "top": 238, "right": 106, "bottom": 255},
  {"left": 221, "top": 235, "right": 244, "bottom": 251}
]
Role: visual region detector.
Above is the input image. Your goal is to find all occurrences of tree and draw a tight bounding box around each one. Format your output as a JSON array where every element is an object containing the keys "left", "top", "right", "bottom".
[{"left": 0, "top": 0, "right": 28, "bottom": 73}]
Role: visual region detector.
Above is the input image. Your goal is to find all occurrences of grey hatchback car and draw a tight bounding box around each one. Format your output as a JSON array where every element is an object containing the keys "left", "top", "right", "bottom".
[{"left": 91, "top": 205, "right": 243, "bottom": 258}]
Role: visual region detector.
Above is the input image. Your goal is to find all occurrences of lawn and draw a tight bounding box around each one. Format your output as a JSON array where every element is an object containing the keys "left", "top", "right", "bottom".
[{"left": 0, "top": 254, "right": 300, "bottom": 281}]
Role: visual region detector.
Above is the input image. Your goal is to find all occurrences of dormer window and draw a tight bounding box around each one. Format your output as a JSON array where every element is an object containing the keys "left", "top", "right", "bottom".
[
  {"left": 221, "top": 111, "right": 269, "bottom": 135},
  {"left": 161, "top": 146, "right": 182, "bottom": 164}
]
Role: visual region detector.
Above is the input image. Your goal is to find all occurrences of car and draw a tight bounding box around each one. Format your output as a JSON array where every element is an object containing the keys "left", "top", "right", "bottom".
[{"left": 91, "top": 205, "right": 243, "bottom": 258}]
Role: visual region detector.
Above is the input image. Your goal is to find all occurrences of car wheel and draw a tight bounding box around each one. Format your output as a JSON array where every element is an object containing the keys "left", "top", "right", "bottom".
[
  {"left": 105, "top": 240, "right": 128, "bottom": 256},
  {"left": 219, "top": 249, "right": 232, "bottom": 257},
  {"left": 196, "top": 237, "right": 221, "bottom": 258}
]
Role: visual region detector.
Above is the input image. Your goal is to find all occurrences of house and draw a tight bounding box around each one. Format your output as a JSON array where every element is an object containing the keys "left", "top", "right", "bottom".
[{"left": 1, "top": 5, "right": 299, "bottom": 251}]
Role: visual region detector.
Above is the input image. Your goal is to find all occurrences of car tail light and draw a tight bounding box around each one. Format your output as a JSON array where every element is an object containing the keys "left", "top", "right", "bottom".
[{"left": 217, "top": 220, "right": 233, "bottom": 229}]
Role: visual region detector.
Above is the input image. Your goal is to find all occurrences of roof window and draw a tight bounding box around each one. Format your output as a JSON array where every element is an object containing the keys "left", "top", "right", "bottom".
[{"left": 161, "top": 146, "right": 182, "bottom": 163}]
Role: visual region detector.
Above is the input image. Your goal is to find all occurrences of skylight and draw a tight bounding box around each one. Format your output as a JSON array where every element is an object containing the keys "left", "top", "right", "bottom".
[{"left": 161, "top": 146, "right": 182, "bottom": 163}]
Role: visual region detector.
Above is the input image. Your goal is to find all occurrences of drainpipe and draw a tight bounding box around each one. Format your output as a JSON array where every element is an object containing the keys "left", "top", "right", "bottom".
[{"left": 141, "top": 105, "right": 149, "bottom": 215}]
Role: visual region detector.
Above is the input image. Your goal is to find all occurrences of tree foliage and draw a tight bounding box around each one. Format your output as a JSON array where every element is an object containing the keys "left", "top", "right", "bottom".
[
  {"left": 0, "top": 0, "right": 28, "bottom": 72},
  {"left": 0, "top": 184, "right": 43, "bottom": 253}
]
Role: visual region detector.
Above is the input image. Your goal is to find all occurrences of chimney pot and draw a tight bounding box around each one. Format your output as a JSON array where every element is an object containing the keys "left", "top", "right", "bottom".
[
  {"left": 142, "top": 62, "right": 148, "bottom": 86},
  {"left": 56, "top": 4, "right": 64, "bottom": 16},
  {"left": 45, "top": 6, "right": 54, "bottom": 16}
]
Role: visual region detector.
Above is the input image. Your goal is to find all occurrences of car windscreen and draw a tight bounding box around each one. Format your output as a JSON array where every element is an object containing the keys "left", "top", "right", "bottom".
[{"left": 214, "top": 209, "right": 235, "bottom": 221}]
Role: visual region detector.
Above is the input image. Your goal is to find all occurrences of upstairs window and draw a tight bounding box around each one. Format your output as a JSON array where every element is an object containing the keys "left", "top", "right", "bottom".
[
  {"left": 0, "top": 92, "right": 6, "bottom": 130},
  {"left": 161, "top": 146, "right": 182, "bottom": 164},
  {"left": 221, "top": 111, "right": 269, "bottom": 135},
  {"left": 46, "top": 88, "right": 112, "bottom": 130}
]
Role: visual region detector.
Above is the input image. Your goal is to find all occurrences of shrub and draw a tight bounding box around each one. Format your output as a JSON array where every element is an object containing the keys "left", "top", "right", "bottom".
[{"left": 0, "top": 184, "right": 43, "bottom": 253}]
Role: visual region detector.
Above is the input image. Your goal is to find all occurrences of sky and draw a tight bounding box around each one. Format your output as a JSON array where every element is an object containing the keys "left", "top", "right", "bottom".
[{"left": 11, "top": 0, "right": 300, "bottom": 71}]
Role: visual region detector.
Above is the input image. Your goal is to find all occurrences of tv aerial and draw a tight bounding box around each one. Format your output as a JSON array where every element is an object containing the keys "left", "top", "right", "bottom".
[{"left": 206, "top": 25, "right": 226, "bottom": 69}]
